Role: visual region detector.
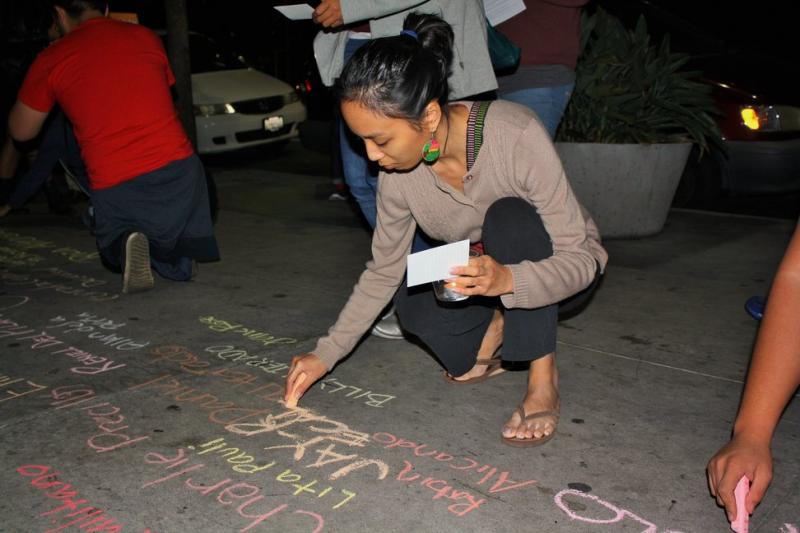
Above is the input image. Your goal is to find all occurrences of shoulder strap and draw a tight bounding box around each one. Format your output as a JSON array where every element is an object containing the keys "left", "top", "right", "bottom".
[{"left": 466, "top": 101, "right": 492, "bottom": 172}]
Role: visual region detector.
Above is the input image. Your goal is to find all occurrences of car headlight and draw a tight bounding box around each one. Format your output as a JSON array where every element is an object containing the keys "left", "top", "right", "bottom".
[
  {"left": 283, "top": 91, "right": 300, "bottom": 105},
  {"left": 194, "top": 103, "right": 236, "bottom": 117},
  {"left": 740, "top": 105, "right": 800, "bottom": 132}
]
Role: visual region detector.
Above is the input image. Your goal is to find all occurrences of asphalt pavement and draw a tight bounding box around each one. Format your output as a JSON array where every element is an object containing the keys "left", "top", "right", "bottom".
[{"left": 1, "top": 139, "right": 798, "bottom": 532}]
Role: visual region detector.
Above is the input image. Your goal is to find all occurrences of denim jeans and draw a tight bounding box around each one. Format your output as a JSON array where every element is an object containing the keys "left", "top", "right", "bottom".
[{"left": 500, "top": 82, "right": 574, "bottom": 139}]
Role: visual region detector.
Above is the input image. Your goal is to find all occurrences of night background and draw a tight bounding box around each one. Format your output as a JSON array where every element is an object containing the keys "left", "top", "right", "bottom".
[
  {"left": 0, "top": 2, "right": 799, "bottom": 532},
  {"left": 3, "top": 0, "right": 796, "bottom": 105}
]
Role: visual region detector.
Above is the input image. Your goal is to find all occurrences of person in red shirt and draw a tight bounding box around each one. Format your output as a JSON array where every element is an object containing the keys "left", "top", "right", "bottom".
[{"left": 6, "top": 0, "right": 219, "bottom": 294}]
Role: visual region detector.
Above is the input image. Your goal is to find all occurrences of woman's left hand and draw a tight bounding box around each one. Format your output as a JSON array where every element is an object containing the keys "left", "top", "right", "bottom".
[{"left": 448, "top": 254, "right": 514, "bottom": 297}]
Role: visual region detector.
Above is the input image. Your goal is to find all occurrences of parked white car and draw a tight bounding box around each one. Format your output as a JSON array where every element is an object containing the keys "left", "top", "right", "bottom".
[{"left": 164, "top": 32, "right": 307, "bottom": 154}]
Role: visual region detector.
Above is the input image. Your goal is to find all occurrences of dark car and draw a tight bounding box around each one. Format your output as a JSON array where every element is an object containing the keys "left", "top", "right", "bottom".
[{"left": 593, "top": 0, "right": 800, "bottom": 203}]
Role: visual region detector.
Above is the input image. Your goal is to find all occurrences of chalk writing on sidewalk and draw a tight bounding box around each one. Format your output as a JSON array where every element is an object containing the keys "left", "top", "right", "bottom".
[
  {"left": 0, "top": 228, "right": 98, "bottom": 263},
  {"left": 1, "top": 373, "right": 47, "bottom": 405},
  {"left": 205, "top": 344, "right": 291, "bottom": 376},
  {"left": 129, "top": 374, "right": 390, "bottom": 484},
  {"left": 0, "top": 245, "right": 44, "bottom": 267},
  {"left": 143, "top": 446, "right": 325, "bottom": 532},
  {"left": 555, "top": 489, "right": 686, "bottom": 533},
  {"left": 319, "top": 377, "right": 394, "bottom": 408},
  {"left": 16, "top": 463, "right": 151, "bottom": 532},
  {"left": 49, "top": 313, "right": 149, "bottom": 351},
  {"left": 202, "top": 345, "right": 395, "bottom": 407},
  {"left": 0, "top": 269, "right": 118, "bottom": 301},
  {"left": 1, "top": 314, "right": 127, "bottom": 375},
  {"left": 146, "top": 346, "right": 286, "bottom": 403},
  {"left": 394, "top": 460, "right": 486, "bottom": 516},
  {"left": 34, "top": 266, "right": 109, "bottom": 288},
  {"left": 0, "top": 228, "right": 54, "bottom": 250},
  {"left": 0, "top": 294, "right": 29, "bottom": 310},
  {"left": 372, "top": 432, "right": 537, "bottom": 495},
  {"left": 50, "top": 345, "right": 127, "bottom": 375},
  {"left": 199, "top": 316, "right": 297, "bottom": 348},
  {"left": 49, "top": 384, "right": 150, "bottom": 453},
  {"left": 195, "top": 437, "right": 357, "bottom": 510},
  {"left": 126, "top": 359, "right": 526, "bottom": 517}
]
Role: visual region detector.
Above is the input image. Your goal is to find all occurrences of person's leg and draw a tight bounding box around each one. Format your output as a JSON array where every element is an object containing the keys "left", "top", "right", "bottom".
[
  {"left": 97, "top": 233, "right": 126, "bottom": 273},
  {"left": 150, "top": 255, "right": 193, "bottom": 281},
  {"left": 0, "top": 135, "right": 20, "bottom": 181},
  {"left": 99, "top": 230, "right": 189, "bottom": 288},
  {"left": 500, "top": 83, "right": 574, "bottom": 139},
  {"left": 147, "top": 155, "right": 216, "bottom": 282},
  {"left": 339, "top": 38, "right": 379, "bottom": 229},
  {"left": 481, "top": 197, "right": 561, "bottom": 443},
  {"left": 60, "top": 116, "right": 89, "bottom": 192},
  {"left": 4, "top": 112, "right": 68, "bottom": 209},
  {"left": 395, "top": 284, "right": 496, "bottom": 377},
  {"left": 92, "top": 155, "right": 216, "bottom": 292},
  {"left": 340, "top": 119, "right": 378, "bottom": 228}
]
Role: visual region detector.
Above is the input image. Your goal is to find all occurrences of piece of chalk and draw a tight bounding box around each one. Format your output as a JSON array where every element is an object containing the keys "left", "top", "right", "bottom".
[
  {"left": 285, "top": 372, "right": 307, "bottom": 409},
  {"left": 730, "top": 476, "right": 749, "bottom": 533}
]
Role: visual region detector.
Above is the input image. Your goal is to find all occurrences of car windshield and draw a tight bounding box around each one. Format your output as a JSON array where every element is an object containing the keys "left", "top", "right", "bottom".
[
  {"left": 188, "top": 33, "right": 247, "bottom": 73},
  {"left": 160, "top": 32, "right": 247, "bottom": 73}
]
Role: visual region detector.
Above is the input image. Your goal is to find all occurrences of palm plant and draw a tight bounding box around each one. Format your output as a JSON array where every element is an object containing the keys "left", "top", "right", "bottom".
[{"left": 557, "top": 8, "right": 722, "bottom": 154}]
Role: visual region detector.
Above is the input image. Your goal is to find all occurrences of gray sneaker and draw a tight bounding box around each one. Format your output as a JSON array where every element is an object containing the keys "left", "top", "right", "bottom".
[
  {"left": 122, "top": 232, "right": 154, "bottom": 294},
  {"left": 370, "top": 307, "right": 404, "bottom": 340}
]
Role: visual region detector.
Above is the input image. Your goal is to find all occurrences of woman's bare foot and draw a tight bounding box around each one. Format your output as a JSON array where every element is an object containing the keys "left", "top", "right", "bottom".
[
  {"left": 450, "top": 309, "right": 504, "bottom": 382},
  {"left": 502, "top": 353, "right": 560, "bottom": 441}
]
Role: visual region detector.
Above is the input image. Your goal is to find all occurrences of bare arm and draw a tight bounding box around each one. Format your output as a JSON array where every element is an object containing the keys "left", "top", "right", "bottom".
[
  {"left": 737, "top": 224, "right": 800, "bottom": 447},
  {"left": 708, "top": 222, "right": 800, "bottom": 519},
  {"left": 8, "top": 101, "right": 49, "bottom": 142}
]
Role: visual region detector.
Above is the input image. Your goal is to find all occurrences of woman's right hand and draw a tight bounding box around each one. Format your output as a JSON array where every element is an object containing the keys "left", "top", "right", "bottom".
[
  {"left": 284, "top": 353, "right": 328, "bottom": 406},
  {"left": 707, "top": 433, "right": 773, "bottom": 521}
]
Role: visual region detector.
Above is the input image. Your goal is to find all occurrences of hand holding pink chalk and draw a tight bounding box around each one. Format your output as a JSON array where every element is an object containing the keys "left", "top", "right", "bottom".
[
  {"left": 285, "top": 371, "right": 307, "bottom": 408},
  {"left": 730, "top": 476, "right": 749, "bottom": 533}
]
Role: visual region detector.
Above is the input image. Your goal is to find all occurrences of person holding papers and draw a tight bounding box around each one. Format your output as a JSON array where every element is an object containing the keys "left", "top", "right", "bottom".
[{"left": 285, "top": 13, "right": 607, "bottom": 447}]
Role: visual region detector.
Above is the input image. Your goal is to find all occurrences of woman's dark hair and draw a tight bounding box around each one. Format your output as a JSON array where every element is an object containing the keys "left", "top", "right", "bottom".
[{"left": 336, "top": 12, "right": 454, "bottom": 122}]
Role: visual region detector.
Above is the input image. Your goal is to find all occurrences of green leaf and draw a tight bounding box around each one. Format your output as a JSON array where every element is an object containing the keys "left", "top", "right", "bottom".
[{"left": 558, "top": 7, "right": 722, "bottom": 147}]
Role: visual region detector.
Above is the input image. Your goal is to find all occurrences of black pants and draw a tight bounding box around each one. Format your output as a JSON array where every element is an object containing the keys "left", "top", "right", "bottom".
[{"left": 395, "top": 197, "right": 599, "bottom": 377}]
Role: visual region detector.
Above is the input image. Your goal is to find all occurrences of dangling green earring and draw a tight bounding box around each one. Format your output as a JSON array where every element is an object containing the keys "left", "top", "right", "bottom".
[{"left": 422, "top": 135, "right": 441, "bottom": 163}]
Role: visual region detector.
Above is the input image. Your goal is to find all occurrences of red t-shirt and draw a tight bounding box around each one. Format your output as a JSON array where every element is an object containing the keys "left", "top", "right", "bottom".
[
  {"left": 497, "top": 0, "right": 588, "bottom": 69},
  {"left": 19, "top": 17, "right": 193, "bottom": 189}
]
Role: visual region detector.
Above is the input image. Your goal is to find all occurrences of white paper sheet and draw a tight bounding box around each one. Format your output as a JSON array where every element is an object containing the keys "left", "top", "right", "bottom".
[
  {"left": 483, "top": 0, "right": 526, "bottom": 26},
  {"left": 274, "top": 4, "right": 315, "bottom": 20},
  {"left": 406, "top": 240, "right": 470, "bottom": 287}
]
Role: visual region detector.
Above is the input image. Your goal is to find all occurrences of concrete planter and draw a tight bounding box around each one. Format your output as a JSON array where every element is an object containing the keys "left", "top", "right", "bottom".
[{"left": 555, "top": 142, "right": 692, "bottom": 238}]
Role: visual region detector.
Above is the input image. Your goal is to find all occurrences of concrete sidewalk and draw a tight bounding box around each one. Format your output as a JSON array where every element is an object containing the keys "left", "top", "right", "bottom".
[{"left": 0, "top": 158, "right": 798, "bottom": 532}]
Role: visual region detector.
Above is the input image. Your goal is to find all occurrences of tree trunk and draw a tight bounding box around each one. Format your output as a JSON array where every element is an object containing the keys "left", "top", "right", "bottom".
[{"left": 164, "top": 0, "right": 196, "bottom": 149}]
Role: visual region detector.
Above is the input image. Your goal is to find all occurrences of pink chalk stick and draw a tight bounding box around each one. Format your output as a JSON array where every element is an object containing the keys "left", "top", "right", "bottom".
[{"left": 730, "top": 476, "right": 749, "bottom": 533}]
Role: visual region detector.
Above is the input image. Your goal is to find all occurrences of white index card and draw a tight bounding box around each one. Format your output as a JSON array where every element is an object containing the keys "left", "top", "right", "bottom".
[{"left": 406, "top": 239, "right": 470, "bottom": 287}]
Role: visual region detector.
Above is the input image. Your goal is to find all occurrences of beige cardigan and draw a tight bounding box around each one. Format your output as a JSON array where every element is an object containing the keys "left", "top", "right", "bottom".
[{"left": 313, "top": 100, "right": 608, "bottom": 370}]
